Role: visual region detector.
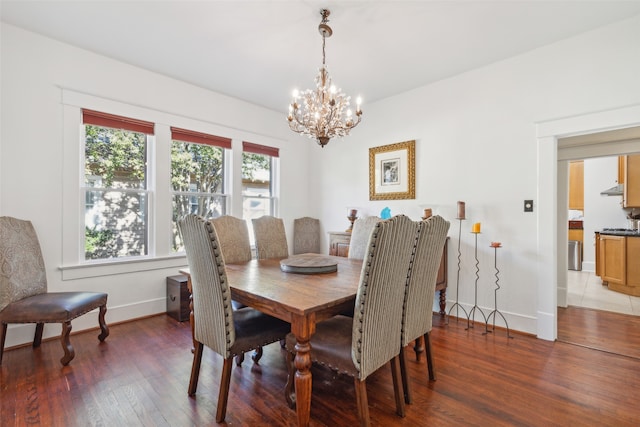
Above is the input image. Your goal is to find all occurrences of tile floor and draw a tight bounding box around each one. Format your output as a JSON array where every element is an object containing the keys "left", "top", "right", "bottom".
[{"left": 567, "top": 270, "right": 640, "bottom": 315}]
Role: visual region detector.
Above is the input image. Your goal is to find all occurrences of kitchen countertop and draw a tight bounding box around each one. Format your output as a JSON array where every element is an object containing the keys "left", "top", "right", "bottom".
[{"left": 598, "top": 228, "right": 640, "bottom": 236}]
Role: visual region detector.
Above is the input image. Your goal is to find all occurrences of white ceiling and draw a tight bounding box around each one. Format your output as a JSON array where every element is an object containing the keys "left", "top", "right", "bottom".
[{"left": 2, "top": 1, "right": 640, "bottom": 113}]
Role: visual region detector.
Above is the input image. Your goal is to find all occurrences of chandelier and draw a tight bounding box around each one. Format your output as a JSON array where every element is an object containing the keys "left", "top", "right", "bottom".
[{"left": 287, "top": 9, "right": 362, "bottom": 148}]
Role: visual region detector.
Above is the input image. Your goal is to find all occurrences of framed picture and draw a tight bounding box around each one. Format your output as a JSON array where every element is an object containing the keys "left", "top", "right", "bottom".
[{"left": 369, "top": 140, "right": 415, "bottom": 200}]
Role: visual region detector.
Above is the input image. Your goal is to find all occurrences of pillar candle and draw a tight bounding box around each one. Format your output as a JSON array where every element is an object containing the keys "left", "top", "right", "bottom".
[
  {"left": 472, "top": 222, "right": 481, "bottom": 233},
  {"left": 423, "top": 208, "right": 432, "bottom": 219},
  {"left": 349, "top": 209, "right": 357, "bottom": 217},
  {"left": 457, "top": 201, "right": 466, "bottom": 219},
  {"left": 490, "top": 242, "right": 502, "bottom": 248}
]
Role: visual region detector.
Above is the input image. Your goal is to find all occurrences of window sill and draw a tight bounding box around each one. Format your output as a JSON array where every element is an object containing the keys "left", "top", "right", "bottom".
[{"left": 60, "top": 254, "right": 188, "bottom": 281}]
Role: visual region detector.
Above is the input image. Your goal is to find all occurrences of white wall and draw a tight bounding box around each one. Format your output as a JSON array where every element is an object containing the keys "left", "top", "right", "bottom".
[
  {"left": 0, "top": 24, "right": 311, "bottom": 347},
  {"left": 312, "top": 15, "right": 640, "bottom": 336}
]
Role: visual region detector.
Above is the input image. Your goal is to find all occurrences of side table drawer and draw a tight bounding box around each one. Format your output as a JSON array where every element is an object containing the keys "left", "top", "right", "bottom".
[{"left": 166, "top": 275, "right": 190, "bottom": 322}]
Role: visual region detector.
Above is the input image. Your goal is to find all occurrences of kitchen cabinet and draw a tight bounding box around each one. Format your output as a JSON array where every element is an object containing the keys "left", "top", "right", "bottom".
[
  {"left": 328, "top": 231, "right": 351, "bottom": 257},
  {"left": 623, "top": 154, "right": 640, "bottom": 207},
  {"left": 568, "top": 160, "right": 584, "bottom": 211},
  {"left": 597, "top": 234, "right": 640, "bottom": 296}
]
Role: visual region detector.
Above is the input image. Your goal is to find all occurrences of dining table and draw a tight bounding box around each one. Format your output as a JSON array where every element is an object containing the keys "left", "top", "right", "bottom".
[{"left": 180, "top": 253, "right": 363, "bottom": 427}]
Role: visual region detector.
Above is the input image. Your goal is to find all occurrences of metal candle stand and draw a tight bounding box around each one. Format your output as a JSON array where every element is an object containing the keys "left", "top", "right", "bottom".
[
  {"left": 484, "top": 244, "right": 514, "bottom": 338},
  {"left": 447, "top": 218, "right": 469, "bottom": 325},
  {"left": 466, "top": 231, "right": 489, "bottom": 333}
]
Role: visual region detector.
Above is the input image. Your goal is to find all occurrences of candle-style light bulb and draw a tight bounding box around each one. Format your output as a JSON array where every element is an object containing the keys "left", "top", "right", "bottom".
[{"left": 292, "top": 89, "right": 299, "bottom": 98}]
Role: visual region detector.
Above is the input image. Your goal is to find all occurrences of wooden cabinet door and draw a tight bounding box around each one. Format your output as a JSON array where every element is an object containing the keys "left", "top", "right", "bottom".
[
  {"left": 599, "top": 235, "right": 626, "bottom": 285},
  {"left": 568, "top": 161, "right": 584, "bottom": 210},
  {"left": 624, "top": 154, "right": 640, "bottom": 207},
  {"left": 626, "top": 238, "right": 640, "bottom": 287}
]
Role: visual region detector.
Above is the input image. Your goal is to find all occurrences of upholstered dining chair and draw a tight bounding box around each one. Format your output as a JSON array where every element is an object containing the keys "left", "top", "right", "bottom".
[
  {"left": 284, "top": 215, "right": 419, "bottom": 426},
  {"left": 400, "top": 215, "right": 450, "bottom": 404},
  {"left": 348, "top": 216, "right": 381, "bottom": 260},
  {"left": 292, "top": 217, "right": 321, "bottom": 255},
  {"left": 252, "top": 215, "right": 289, "bottom": 259},
  {"left": 210, "top": 215, "right": 252, "bottom": 264},
  {"left": 0, "top": 216, "right": 109, "bottom": 366},
  {"left": 210, "top": 215, "right": 262, "bottom": 365},
  {"left": 178, "top": 214, "right": 290, "bottom": 423}
]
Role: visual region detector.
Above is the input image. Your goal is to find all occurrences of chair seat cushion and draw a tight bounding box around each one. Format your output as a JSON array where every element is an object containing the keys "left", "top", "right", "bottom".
[
  {"left": 285, "top": 315, "right": 358, "bottom": 377},
  {"left": 230, "top": 307, "right": 290, "bottom": 355},
  {"left": 0, "top": 292, "right": 107, "bottom": 323}
]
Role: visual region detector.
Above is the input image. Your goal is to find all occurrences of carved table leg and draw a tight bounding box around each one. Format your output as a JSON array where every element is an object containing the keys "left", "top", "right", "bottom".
[
  {"left": 413, "top": 336, "right": 424, "bottom": 362},
  {"left": 439, "top": 289, "right": 447, "bottom": 316},
  {"left": 294, "top": 337, "right": 312, "bottom": 427}
]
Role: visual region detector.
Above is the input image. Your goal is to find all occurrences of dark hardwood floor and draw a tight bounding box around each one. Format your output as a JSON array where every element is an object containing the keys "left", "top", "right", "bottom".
[
  {"left": 2, "top": 313, "right": 640, "bottom": 426},
  {"left": 558, "top": 305, "right": 640, "bottom": 360}
]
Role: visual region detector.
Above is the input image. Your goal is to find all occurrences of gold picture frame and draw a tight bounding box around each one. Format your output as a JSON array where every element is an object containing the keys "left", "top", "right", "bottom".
[{"left": 369, "top": 140, "right": 415, "bottom": 200}]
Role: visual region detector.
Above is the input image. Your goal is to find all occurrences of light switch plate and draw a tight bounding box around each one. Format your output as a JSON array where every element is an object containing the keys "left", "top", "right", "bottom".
[{"left": 524, "top": 200, "right": 534, "bottom": 212}]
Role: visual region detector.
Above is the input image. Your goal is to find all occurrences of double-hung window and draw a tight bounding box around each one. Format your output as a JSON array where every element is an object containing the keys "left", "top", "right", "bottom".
[
  {"left": 170, "top": 127, "right": 231, "bottom": 252},
  {"left": 242, "top": 141, "right": 279, "bottom": 244},
  {"left": 82, "top": 109, "right": 154, "bottom": 260}
]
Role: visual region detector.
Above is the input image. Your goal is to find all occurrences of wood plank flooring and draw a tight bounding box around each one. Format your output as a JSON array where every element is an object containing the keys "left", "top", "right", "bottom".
[
  {"left": 558, "top": 305, "right": 640, "bottom": 359},
  {"left": 2, "top": 313, "right": 639, "bottom": 426}
]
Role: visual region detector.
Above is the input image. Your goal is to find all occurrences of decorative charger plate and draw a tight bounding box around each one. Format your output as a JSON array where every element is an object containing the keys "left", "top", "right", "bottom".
[{"left": 280, "top": 254, "right": 338, "bottom": 274}]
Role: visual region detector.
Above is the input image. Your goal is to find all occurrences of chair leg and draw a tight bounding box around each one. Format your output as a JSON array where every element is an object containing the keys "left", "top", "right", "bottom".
[
  {"left": 399, "top": 346, "right": 412, "bottom": 404},
  {"left": 424, "top": 332, "right": 436, "bottom": 381},
  {"left": 354, "top": 378, "right": 371, "bottom": 427},
  {"left": 390, "top": 355, "right": 406, "bottom": 418},
  {"left": 33, "top": 323, "right": 44, "bottom": 347},
  {"left": 251, "top": 346, "right": 263, "bottom": 363},
  {"left": 413, "top": 335, "right": 424, "bottom": 362},
  {"left": 284, "top": 350, "right": 296, "bottom": 409},
  {"left": 216, "top": 357, "right": 233, "bottom": 423},
  {"left": 188, "top": 342, "right": 204, "bottom": 396},
  {"left": 235, "top": 352, "right": 245, "bottom": 366},
  {"left": 0, "top": 323, "right": 7, "bottom": 365},
  {"left": 98, "top": 304, "right": 109, "bottom": 341},
  {"left": 60, "top": 321, "right": 75, "bottom": 366}
]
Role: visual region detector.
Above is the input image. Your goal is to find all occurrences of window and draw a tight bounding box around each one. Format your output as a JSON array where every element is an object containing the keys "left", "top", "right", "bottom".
[
  {"left": 170, "top": 127, "right": 231, "bottom": 252},
  {"left": 242, "top": 142, "right": 279, "bottom": 244},
  {"left": 82, "top": 109, "right": 154, "bottom": 260}
]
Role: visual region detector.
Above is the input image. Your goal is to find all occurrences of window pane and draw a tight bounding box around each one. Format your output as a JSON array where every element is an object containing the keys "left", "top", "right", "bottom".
[
  {"left": 85, "top": 125, "right": 147, "bottom": 189},
  {"left": 84, "top": 190, "right": 148, "bottom": 259},
  {"left": 83, "top": 124, "right": 149, "bottom": 261},
  {"left": 242, "top": 152, "right": 271, "bottom": 196},
  {"left": 171, "top": 141, "right": 223, "bottom": 193},
  {"left": 171, "top": 140, "right": 226, "bottom": 252}
]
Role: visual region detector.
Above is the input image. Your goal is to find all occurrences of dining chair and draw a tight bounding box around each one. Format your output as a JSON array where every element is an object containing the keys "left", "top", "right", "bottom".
[
  {"left": 178, "top": 214, "right": 290, "bottom": 423},
  {"left": 210, "top": 215, "right": 262, "bottom": 365},
  {"left": 284, "top": 215, "right": 419, "bottom": 426},
  {"left": 210, "top": 215, "right": 252, "bottom": 264},
  {"left": 348, "top": 216, "right": 381, "bottom": 260},
  {"left": 292, "top": 216, "right": 321, "bottom": 254},
  {"left": 0, "top": 216, "right": 109, "bottom": 366},
  {"left": 400, "top": 215, "right": 450, "bottom": 404},
  {"left": 252, "top": 215, "right": 289, "bottom": 259}
]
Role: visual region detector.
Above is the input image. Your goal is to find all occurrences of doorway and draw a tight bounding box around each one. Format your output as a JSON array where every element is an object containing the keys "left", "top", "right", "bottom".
[{"left": 535, "top": 104, "right": 640, "bottom": 341}]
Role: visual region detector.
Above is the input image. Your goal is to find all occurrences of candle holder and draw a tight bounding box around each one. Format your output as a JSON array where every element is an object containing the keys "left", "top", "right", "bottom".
[
  {"left": 466, "top": 231, "right": 488, "bottom": 333},
  {"left": 346, "top": 212, "right": 358, "bottom": 232},
  {"left": 484, "top": 243, "right": 514, "bottom": 338},
  {"left": 447, "top": 218, "right": 469, "bottom": 326}
]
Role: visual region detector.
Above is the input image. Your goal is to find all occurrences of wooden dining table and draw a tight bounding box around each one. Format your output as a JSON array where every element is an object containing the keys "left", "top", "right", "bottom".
[{"left": 180, "top": 253, "right": 363, "bottom": 427}]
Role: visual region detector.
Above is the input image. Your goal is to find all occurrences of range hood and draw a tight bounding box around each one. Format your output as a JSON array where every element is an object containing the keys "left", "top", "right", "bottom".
[{"left": 600, "top": 184, "right": 624, "bottom": 196}]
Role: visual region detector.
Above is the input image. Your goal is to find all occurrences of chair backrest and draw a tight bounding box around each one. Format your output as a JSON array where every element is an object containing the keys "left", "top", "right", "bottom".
[
  {"left": 252, "top": 215, "right": 289, "bottom": 259},
  {"left": 348, "top": 216, "right": 381, "bottom": 259},
  {"left": 178, "top": 214, "right": 236, "bottom": 357},
  {"left": 401, "top": 215, "right": 450, "bottom": 347},
  {"left": 0, "top": 216, "right": 47, "bottom": 312},
  {"left": 210, "top": 215, "right": 252, "bottom": 264},
  {"left": 351, "top": 215, "right": 419, "bottom": 379},
  {"left": 292, "top": 217, "right": 321, "bottom": 255}
]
